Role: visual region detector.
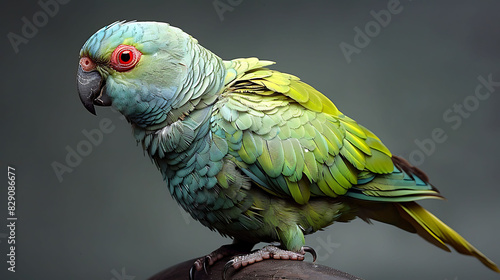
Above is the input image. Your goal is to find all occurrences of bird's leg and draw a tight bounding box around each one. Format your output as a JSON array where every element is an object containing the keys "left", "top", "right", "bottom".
[
  {"left": 223, "top": 245, "right": 317, "bottom": 279},
  {"left": 189, "top": 240, "right": 254, "bottom": 279}
]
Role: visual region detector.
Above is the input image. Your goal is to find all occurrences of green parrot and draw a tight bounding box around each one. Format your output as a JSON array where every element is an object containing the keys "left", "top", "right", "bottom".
[{"left": 76, "top": 21, "right": 499, "bottom": 277}]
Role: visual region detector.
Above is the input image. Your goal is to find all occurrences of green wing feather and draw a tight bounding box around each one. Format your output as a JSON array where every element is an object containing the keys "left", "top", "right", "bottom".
[{"left": 213, "top": 58, "right": 435, "bottom": 205}]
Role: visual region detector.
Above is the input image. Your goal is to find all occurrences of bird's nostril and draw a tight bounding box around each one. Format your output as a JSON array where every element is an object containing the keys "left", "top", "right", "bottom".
[{"left": 79, "top": 57, "right": 96, "bottom": 72}]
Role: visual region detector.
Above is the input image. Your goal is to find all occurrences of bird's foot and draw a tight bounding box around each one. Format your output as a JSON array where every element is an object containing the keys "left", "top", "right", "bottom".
[
  {"left": 189, "top": 243, "right": 253, "bottom": 280},
  {"left": 223, "top": 245, "right": 317, "bottom": 279}
]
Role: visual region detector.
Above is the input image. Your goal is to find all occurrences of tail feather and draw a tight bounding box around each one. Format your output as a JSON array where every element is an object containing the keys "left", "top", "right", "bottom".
[{"left": 397, "top": 202, "right": 500, "bottom": 273}]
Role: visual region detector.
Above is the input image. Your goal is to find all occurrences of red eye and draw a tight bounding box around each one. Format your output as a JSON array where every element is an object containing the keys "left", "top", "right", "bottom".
[{"left": 110, "top": 45, "right": 142, "bottom": 72}]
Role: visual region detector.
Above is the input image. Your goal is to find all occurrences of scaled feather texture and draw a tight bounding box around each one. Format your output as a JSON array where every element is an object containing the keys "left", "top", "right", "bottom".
[{"left": 77, "top": 21, "right": 499, "bottom": 273}]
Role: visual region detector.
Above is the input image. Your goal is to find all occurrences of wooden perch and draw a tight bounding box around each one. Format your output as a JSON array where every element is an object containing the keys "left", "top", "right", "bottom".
[{"left": 148, "top": 256, "right": 363, "bottom": 280}]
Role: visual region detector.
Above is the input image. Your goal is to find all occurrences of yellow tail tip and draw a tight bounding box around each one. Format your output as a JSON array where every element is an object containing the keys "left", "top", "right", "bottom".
[{"left": 397, "top": 202, "right": 500, "bottom": 273}]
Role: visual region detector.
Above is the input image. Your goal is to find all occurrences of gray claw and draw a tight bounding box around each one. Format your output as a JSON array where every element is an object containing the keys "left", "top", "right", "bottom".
[
  {"left": 223, "top": 259, "right": 235, "bottom": 280},
  {"left": 303, "top": 246, "right": 317, "bottom": 262},
  {"left": 203, "top": 256, "right": 210, "bottom": 275},
  {"left": 189, "top": 265, "right": 196, "bottom": 280}
]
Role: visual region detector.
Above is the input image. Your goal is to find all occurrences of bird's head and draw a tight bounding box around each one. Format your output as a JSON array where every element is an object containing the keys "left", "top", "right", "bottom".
[{"left": 77, "top": 21, "right": 203, "bottom": 128}]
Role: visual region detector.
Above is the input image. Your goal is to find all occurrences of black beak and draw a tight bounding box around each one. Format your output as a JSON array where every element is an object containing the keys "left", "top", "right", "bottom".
[{"left": 77, "top": 65, "right": 111, "bottom": 115}]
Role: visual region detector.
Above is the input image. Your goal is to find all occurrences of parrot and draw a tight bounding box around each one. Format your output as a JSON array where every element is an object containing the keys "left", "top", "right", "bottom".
[{"left": 76, "top": 21, "right": 499, "bottom": 278}]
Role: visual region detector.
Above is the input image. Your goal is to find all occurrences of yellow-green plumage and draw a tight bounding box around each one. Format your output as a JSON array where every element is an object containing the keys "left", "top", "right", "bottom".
[
  {"left": 398, "top": 202, "right": 500, "bottom": 272},
  {"left": 212, "top": 57, "right": 499, "bottom": 272},
  {"left": 77, "top": 22, "right": 499, "bottom": 274},
  {"left": 217, "top": 58, "right": 394, "bottom": 201}
]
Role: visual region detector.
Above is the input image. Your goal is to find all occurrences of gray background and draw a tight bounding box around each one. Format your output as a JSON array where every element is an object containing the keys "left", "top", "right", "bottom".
[{"left": 1, "top": 0, "right": 500, "bottom": 279}]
